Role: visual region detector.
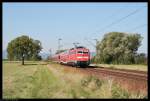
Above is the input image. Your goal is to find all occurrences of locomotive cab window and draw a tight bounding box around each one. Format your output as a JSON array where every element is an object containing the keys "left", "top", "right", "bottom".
[
  {"left": 83, "top": 52, "right": 88, "bottom": 54},
  {"left": 78, "top": 51, "right": 82, "bottom": 53}
]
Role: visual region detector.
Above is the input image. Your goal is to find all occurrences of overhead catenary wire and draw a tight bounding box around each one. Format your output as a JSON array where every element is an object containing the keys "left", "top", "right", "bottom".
[
  {"left": 126, "top": 24, "right": 147, "bottom": 32},
  {"left": 85, "top": 6, "right": 146, "bottom": 49},
  {"left": 86, "top": 7, "right": 126, "bottom": 37},
  {"left": 84, "top": 37, "right": 96, "bottom": 47},
  {"left": 94, "top": 6, "right": 146, "bottom": 37},
  {"left": 84, "top": 8, "right": 124, "bottom": 48}
]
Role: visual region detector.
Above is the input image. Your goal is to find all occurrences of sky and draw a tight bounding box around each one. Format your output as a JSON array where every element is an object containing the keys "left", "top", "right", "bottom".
[{"left": 3, "top": 3, "right": 148, "bottom": 55}]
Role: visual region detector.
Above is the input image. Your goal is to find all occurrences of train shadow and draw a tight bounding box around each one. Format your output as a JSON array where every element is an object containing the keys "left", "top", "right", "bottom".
[
  {"left": 86, "top": 66, "right": 99, "bottom": 68},
  {"left": 58, "top": 63, "right": 100, "bottom": 69}
]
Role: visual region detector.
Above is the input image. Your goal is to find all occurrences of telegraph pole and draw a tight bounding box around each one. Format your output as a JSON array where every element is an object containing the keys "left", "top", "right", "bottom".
[
  {"left": 73, "top": 42, "right": 79, "bottom": 48},
  {"left": 93, "top": 39, "right": 98, "bottom": 54},
  {"left": 93, "top": 39, "right": 98, "bottom": 64},
  {"left": 49, "top": 48, "right": 52, "bottom": 60},
  {"left": 58, "top": 38, "right": 62, "bottom": 53}
]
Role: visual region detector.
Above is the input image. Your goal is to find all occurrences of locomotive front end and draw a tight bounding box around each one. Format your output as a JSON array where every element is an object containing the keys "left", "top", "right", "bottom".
[{"left": 76, "top": 48, "right": 90, "bottom": 67}]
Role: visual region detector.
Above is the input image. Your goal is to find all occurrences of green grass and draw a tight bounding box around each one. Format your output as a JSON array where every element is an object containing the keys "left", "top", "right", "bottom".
[
  {"left": 3, "top": 61, "right": 61, "bottom": 98},
  {"left": 94, "top": 64, "right": 147, "bottom": 71},
  {"left": 3, "top": 61, "right": 147, "bottom": 99}
]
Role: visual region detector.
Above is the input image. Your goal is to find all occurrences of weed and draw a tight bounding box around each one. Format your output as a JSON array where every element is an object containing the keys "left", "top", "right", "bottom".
[
  {"left": 81, "top": 76, "right": 103, "bottom": 90},
  {"left": 111, "top": 83, "right": 130, "bottom": 98}
]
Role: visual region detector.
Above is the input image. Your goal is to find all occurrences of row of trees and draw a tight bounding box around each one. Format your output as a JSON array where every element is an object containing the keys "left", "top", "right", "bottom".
[
  {"left": 91, "top": 32, "right": 147, "bottom": 64},
  {"left": 7, "top": 32, "right": 147, "bottom": 65},
  {"left": 7, "top": 35, "right": 42, "bottom": 65}
]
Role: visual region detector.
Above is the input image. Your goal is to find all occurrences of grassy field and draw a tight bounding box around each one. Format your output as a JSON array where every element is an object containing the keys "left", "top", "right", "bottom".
[
  {"left": 93, "top": 64, "right": 147, "bottom": 71},
  {"left": 3, "top": 61, "right": 147, "bottom": 99}
]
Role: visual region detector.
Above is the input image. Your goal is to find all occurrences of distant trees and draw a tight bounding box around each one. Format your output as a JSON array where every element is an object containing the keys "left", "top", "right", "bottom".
[
  {"left": 134, "top": 53, "right": 147, "bottom": 64},
  {"left": 55, "top": 49, "right": 67, "bottom": 54},
  {"left": 93, "top": 32, "right": 146, "bottom": 64},
  {"left": 7, "top": 35, "right": 42, "bottom": 65}
]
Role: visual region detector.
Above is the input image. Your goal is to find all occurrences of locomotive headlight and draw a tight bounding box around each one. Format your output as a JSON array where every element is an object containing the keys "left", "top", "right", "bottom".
[
  {"left": 77, "top": 57, "right": 88, "bottom": 58},
  {"left": 77, "top": 57, "right": 82, "bottom": 58},
  {"left": 83, "top": 57, "right": 88, "bottom": 58}
]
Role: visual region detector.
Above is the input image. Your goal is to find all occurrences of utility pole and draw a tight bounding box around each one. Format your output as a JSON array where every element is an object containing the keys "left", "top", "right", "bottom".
[
  {"left": 49, "top": 48, "right": 52, "bottom": 60},
  {"left": 93, "top": 39, "right": 98, "bottom": 54},
  {"left": 93, "top": 39, "right": 98, "bottom": 64},
  {"left": 85, "top": 37, "right": 95, "bottom": 47},
  {"left": 58, "top": 38, "right": 62, "bottom": 53},
  {"left": 73, "top": 42, "right": 79, "bottom": 48}
]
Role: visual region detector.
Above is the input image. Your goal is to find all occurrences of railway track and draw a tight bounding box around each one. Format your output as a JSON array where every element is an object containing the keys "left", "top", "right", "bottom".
[
  {"left": 82, "top": 67, "right": 147, "bottom": 81},
  {"left": 87, "top": 66, "right": 147, "bottom": 79},
  {"left": 89, "top": 65, "right": 147, "bottom": 74},
  {"left": 48, "top": 63, "right": 147, "bottom": 95},
  {"left": 59, "top": 64, "right": 147, "bottom": 81}
]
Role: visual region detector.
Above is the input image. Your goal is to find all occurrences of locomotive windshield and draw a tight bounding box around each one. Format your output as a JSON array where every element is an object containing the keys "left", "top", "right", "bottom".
[
  {"left": 83, "top": 52, "right": 88, "bottom": 54},
  {"left": 78, "top": 51, "right": 82, "bottom": 53},
  {"left": 77, "top": 51, "right": 88, "bottom": 54}
]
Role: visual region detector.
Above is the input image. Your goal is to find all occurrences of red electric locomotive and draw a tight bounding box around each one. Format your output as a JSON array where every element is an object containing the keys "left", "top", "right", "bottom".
[{"left": 52, "top": 46, "right": 90, "bottom": 67}]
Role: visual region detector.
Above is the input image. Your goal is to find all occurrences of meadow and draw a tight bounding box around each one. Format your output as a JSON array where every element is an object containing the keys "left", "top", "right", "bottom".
[
  {"left": 3, "top": 61, "right": 147, "bottom": 99},
  {"left": 93, "top": 64, "right": 147, "bottom": 71}
]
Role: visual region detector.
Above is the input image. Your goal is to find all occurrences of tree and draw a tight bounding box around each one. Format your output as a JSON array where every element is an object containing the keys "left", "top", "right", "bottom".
[
  {"left": 134, "top": 53, "right": 147, "bottom": 64},
  {"left": 96, "top": 32, "right": 143, "bottom": 64},
  {"left": 7, "top": 35, "right": 42, "bottom": 65}
]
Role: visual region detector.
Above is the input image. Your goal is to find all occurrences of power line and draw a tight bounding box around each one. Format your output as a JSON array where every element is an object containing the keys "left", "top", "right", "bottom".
[
  {"left": 84, "top": 37, "right": 96, "bottom": 47},
  {"left": 87, "top": 8, "right": 125, "bottom": 37},
  {"left": 86, "top": 24, "right": 147, "bottom": 48},
  {"left": 84, "top": 6, "right": 146, "bottom": 49},
  {"left": 85, "top": 7, "right": 145, "bottom": 46},
  {"left": 94, "top": 6, "right": 146, "bottom": 36},
  {"left": 58, "top": 38, "right": 62, "bottom": 51},
  {"left": 126, "top": 24, "right": 147, "bottom": 32}
]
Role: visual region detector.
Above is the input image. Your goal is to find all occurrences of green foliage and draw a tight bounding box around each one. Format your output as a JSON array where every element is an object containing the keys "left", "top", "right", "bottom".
[
  {"left": 7, "top": 35, "right": 42, "bottom": 63},
  {"left": 3, "top": 59, "right": 8, "bottom": 61},
  {"left": 90, "top": 56, "right": 99, "bottom": 64},
  {"left": 134, "top": 53, "right": 147, "bottom": 65},
  {"left": 95, "top": 32, "right": 145, "bottom": 64}
]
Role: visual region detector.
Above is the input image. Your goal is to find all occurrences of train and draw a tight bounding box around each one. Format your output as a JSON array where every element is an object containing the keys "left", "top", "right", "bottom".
[{"left": 51, "top": 46, "right": 90, "bottom": 67}]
